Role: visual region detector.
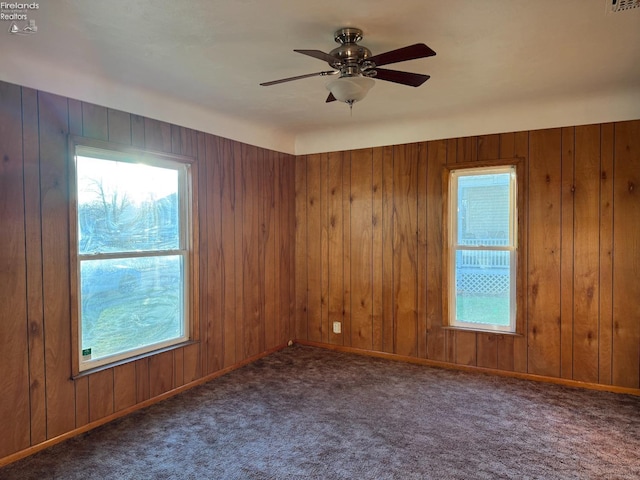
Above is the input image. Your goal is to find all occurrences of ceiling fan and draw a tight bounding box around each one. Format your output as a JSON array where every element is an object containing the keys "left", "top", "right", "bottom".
[{"left": 260, "top": 27, "right": 436, "bottom": 108}]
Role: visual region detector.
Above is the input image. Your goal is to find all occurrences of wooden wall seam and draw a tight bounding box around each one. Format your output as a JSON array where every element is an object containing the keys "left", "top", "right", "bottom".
[
  {"left": 560, "top": 126, "right": 575, "bottom": 380},
  {"left": 598, "top": 123, "right": 614, "bottom": 385}
]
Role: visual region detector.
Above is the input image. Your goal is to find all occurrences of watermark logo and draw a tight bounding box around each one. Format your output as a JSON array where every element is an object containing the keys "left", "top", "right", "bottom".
[{"left": 2, "top": 2, "right": 39, "bottom": 35}]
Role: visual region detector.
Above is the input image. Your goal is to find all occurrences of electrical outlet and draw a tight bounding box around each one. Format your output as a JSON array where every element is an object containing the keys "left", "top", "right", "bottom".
[{"left": 332, "top": 321, "right": 342, "bottom": 334}]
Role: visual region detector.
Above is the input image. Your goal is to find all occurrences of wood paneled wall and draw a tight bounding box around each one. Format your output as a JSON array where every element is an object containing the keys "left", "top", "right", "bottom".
[
  {"left": 0, "top": 81, "right": 295, "bottom": 460},
  {"left": 1, "top": 75, "right": 638, "bottom": 464},
  {"left": 295, "top": 121, "right": 640, "bottom": 389}
]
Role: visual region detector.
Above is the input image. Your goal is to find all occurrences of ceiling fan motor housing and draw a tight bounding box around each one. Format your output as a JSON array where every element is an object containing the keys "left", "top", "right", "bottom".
[{"left": 329, "top": 27, "right": 372, "bottom": 75}]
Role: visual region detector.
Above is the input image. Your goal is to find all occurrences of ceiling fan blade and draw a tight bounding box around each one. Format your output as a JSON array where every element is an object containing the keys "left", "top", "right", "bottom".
[
  {"left": 373, "top": 68, "right": 430, "bottom": 87},
  {"left": 260, "top": 70, "right": 337, "bottom": 86},
  {"left": 294, "top": 49, "right": 336, "bottom": 64},
  {"left": 368, "top": 43, "right": 436, "bottom": 67},
  {"left": 326, "top": 92, "right": 336, "bottom": 103}
]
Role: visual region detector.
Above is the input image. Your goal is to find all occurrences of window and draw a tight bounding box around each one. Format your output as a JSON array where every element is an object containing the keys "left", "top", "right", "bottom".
[
  {"left": 444, "top": 163, "right": 519, "bottom": 333},
  {"left": 72, "top": 141, "right": 194, "bottom": 372}
]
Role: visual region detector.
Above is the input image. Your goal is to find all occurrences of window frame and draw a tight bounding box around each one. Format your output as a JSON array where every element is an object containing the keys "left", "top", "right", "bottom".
[
  {"left": 442, "top": 158, "right": 524, "bottom": 335},
  {"left": 69, "top": 137, "right": 199, "bottom": 376}
]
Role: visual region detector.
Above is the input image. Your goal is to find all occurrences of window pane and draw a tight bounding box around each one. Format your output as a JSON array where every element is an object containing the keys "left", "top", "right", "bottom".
[
  {"left": 80, "top": 256, "right": 184, "bottom": 361},
  {"left": 77, "top": 156, "right": 180, "bottom": 254},
  {"left": 455, "top": 250, "right": 511, "bottom": 326},
  {"left": 457, "top": 173, "right": 510, "bottom": 246}
]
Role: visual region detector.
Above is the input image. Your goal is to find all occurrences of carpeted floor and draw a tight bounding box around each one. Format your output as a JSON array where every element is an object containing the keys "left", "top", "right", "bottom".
[{"left": 2, "top": 345, "right": 639, "bottom": 479}]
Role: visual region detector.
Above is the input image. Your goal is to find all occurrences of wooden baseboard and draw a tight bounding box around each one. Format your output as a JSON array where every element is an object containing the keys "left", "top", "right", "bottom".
[
  {"left": 295, "top": 340, "right": 640, "bottom": 397},
  {"left": 0, "top": 343, "right": 287, "bottom": 468}
]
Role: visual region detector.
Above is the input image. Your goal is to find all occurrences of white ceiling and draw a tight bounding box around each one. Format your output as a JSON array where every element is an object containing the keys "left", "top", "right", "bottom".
[{"left": 3, "top": 0, "right": 639, "bottom": 155}]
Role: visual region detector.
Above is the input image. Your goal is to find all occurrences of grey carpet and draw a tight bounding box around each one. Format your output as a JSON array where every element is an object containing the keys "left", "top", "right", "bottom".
[{"left": 2, "top": 345, "right": 639, "bottom": 479}]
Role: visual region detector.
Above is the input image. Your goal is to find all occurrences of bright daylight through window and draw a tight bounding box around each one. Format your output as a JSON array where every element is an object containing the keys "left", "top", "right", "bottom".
[
  {"left": 446, "top": 164, "right": 517, "bottom": 333},
  {"left": 74, "top": 145, "right": 191, "bottom": 371}
]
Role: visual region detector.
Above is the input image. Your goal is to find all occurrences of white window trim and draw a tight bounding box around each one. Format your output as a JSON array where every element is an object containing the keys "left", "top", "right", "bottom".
[
  {"left": 445, "top": 164, "right": 518, "bottom": 334},
  {"left": 69, "top": 138, "right": 197, "bottom": 375}
]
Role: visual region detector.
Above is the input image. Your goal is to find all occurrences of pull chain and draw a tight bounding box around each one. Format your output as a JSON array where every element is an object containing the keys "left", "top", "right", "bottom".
[{"left": 347, "top": 99, "right": 354, "bottom": 116}]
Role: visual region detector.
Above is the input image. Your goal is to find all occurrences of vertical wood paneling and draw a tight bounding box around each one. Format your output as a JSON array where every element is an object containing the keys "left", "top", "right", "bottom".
[
  {"left": 381, "top": 146, "right": 395, "bottom": 354},
  {"left": 342, "top": 152, "right": 352, "bottom": 345},
  {"left": 327, "top": 152, "right": 345, "bottom": 345},
  {"left": 425, "top": 140, "right": 447, "bottom": 362},
  {"left": 108, "top": 109, "right": 132, "bottom": 146},
  {"left": 148, "top": 350, "right": 174, "bottom": 398},
  {"left": 22, "top": 87, "right": 47, "bottom": 446},
  {"left": 512, "top": 131, "right": 529, "bottom": 373},
  {"left": 39, "top": 92, "right": 76, "bottom": 439},
  {"left": 612, "top": 121, "right": 640, "bottom": 388},
  {"left": 82, "top": 103, "right": 107, "bottom": 141},
  {"left": 242, "top": 145, "right": 264, "bottom": 358},
  {"left": 393, "top": 144, "right": 418, "bottom": 356},
  {"left": 263, "top": 150, "right": 277, "bottom": 348},
  {"left": 0, "top": 82, "right": 30, "bottom": 458},
  {"left": 113, "top": 363, "right": 137, "bottom": 412},
  {"left": 205, "top": 135, "right": 223, "bottom": 373},
  {"left": 219, "top": 138, "right": 237, "bottom": 368},
  {"left": 372, "top": 148, "right": 384, "bottom": 352},
  {"left": 279, "top": 154, "right": 294, "bottom": 343},
  {"left": 144, "top": 118, "right": 172, "bottom": 153},
  {"left": 274, "top": 154, "right": 284, "bottom": 344},
  {"left": 74, "top": 377, "right": 89, "bottom": 428},
  {"left": 306, "top": 154, "right": 323, "bottom": 342},
  {"left": 572, "top": 125, "right": 601, "bottom": 383},
  {"left": 528, "top": 128, "right": 562, "bottom": 377},
  {"left": 350, "top": 149, "right": 374, "bottom": 349},
  {"left": 417, "top": 143, "right": 428, "bottom": 359},
  {"left": 107, "top": 109, "right": 132, "bottom": 145},
  {"left": 81, "top": 103, "right": 108, "bottom": 141},
  {"left": 183, "top": 343, "right": 201, "bottom": 384},
  {"left": 560, "top": 127, "right": 575, "bottom": 379},
  {"left": 598, "top": 124, "right": 614, "bottom": 385},
  {"left": 499, "top": 133, "right": 515, "bottom": 158},
  {"left": 444, "top": 138, "right": 458, "bottom": 364},
  {"left": 131, "top": 114, "right": 145, "bottom": 148},
  {"left": 68, "top": 99, "right": 82, "bottom": 137},
  {"left": 233, "top": 142, "right": 246, "bottom": 361},
  {"left": 135, "top": 358, "right": 150, "bottom": 403},
  {"left": 186, "top": 128, "right": 201, "bottom": 355},
  {"left": 288, "top": 156, "right": 297, "bottom": 341},
  {"left": 458, "top": 136, "right": 478, "bottom": 163},
  {"left": 171, "top": 125, "right": 194, "bottom": 156},
  {"left": 88, "top": 370, "right": 114, "bottom": 423},
  {"left": 319, "top": 154, "right": 330, "bottom": 345},
  {"left": 295, "top": 156, "right": 308, "bottom": 340},
  {"left": 478, "top": 134, "right": 500, "bottom": 161},
  {"left": 194, "top": 132, "right": 208, "bottom": 376}
]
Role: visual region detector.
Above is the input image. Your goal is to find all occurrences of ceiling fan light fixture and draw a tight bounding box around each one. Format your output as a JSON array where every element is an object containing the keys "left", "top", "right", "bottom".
[{"left": 326, "top": 75, "right": 375, "bottom": 104}]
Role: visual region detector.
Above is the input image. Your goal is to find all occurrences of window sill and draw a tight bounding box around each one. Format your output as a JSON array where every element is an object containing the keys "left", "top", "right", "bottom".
[
  {"left": 442, "top": 326, "right": 523, "bottom": 337},
  {"left": 72, "top": 339, "right": 199, "bottom": 380}
]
